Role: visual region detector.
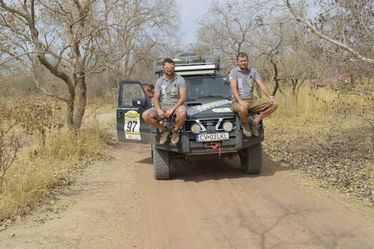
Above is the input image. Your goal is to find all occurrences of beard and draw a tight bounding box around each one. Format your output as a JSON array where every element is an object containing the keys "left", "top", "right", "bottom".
[{"left": 165, "top": 71, "right": 174, "bottom": 77}]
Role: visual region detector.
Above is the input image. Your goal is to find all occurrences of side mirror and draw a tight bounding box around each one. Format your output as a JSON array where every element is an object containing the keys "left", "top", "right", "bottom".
[{"left": 132, "top": 97, "right": 146, "bottom": 107}]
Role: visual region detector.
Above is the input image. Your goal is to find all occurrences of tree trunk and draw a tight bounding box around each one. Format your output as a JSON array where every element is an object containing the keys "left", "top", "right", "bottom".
[
  {"left": 66, "top": 98, "right": 75, "bottom": 130},
  {"left": 73, "top": 78, "right": 87, "bottom": 129},
  {"left": 291, "top": 78, "right": 298, "bottom": 97},
  {"left": 270, "top": 58, "right": 280, "bottom": 96}
]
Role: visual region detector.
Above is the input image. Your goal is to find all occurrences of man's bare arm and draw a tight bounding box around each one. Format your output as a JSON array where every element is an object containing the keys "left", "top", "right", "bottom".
[
  {"left": 176, "top": 89, "right": 187, "bottom": 107},
  {"left": 256, "top": 79, "right": 278, "bottom": 106},
  {"left": 153, "top": 91, "right": 162, "bottom": 111},
  {"left": 255, "top": 79, "right": 272, "bottom": 97},
  {"left": 165, "top": 89, "right": 187, "bottom": 117}
]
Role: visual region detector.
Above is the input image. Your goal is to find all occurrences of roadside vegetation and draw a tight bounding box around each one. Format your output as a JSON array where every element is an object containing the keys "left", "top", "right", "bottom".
[
  {"left": 0, "top": 82, "right": 112, "bottom": 225},
  {"left": 264, "top": 82, "right": 374, "bottom": 206}
]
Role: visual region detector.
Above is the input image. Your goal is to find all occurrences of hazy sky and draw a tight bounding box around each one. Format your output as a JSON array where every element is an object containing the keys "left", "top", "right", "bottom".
[{"left": 175, "top": 0, "right": 211, "bottom": 45}]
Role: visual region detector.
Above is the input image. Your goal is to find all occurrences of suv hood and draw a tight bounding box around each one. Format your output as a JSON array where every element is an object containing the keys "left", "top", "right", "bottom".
[{"left": 186, "top": 99, "right": 233, "bottom": 117}]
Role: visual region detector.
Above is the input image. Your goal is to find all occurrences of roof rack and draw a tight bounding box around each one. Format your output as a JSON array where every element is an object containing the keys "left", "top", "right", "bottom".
[{"left": 155, "top": 54, "right": 220, "bottom": 76}]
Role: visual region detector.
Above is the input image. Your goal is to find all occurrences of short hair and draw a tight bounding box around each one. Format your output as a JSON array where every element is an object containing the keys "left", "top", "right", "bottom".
[
  {"left": 163, "top": 58, "right": 174, "bottom": 65},
  {"left": 236, "top": 52, "right": 248, "bottom": 61}
]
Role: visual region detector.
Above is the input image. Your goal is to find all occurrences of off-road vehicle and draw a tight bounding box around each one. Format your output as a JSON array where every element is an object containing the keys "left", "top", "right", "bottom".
[{"left": 117, "top": 54, "right": 264, "bottom": 180}]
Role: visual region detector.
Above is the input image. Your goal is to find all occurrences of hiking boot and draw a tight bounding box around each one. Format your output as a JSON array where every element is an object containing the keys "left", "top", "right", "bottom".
[
  {"left": 241, "top": 123, "right": 252, "bottom": 137},
  {"left": 251, "top": 121, "right": 260, "bottom": 137},
  {"left": 171, "top": 130, "right": 180, "bottom": 145},
  {"left": 159, "top": 128, "right": 169, "bottom": 144}
]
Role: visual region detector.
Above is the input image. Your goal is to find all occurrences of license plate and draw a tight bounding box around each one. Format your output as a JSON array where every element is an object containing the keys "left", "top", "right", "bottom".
[{"left": 197, "top": 132, "right": 229, "bottom": 142}]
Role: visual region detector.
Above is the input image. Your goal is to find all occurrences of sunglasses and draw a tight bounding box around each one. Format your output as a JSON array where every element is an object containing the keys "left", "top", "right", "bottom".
[{"left": 164, "top": 65, "right": 174, "bottom": 70}]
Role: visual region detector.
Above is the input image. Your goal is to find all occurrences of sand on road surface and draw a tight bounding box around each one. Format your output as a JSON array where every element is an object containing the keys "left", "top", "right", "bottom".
[{"left": 1, "top": 142, "right": 374, "bottom": 249}]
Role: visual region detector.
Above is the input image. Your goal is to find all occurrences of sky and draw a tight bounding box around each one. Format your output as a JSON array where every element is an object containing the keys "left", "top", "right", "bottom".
[{"left": 175, "top": 0, "right": 211, "bottom": 45}]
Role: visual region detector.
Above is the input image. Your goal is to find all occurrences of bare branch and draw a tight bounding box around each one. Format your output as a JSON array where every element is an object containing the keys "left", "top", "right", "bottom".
[{"left": 284, "top": 0, "right": 374, "bottom": 64}]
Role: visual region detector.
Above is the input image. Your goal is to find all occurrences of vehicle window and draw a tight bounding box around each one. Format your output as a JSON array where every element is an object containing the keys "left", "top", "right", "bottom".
[
  {"left": 121, "top": 84, "right": 145, "bottom": 106},
  {"left": 186, "top": 77, "right": 231, "bottom": 100}
]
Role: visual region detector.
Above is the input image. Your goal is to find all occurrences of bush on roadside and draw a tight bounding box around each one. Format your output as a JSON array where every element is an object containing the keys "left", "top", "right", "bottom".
[
  {"left": 0, "top": 127, "right": 108, "bottom": 224},
  {"left": 0, "top": 95, "right": 64, "bottom": 186},
  {"left": 20, "top": 99, "right": 64, "bottom": 147},
  {"left": 0, "top": 105, "right": 22, "bottom": 187}
]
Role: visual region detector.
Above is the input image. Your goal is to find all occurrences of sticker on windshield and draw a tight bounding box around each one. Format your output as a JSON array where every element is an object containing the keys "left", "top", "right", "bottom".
[
  {"left": 187, "top": 100, "right": 231, "bottom": 116},
  {"left": 212, "top": 108, "right": 232, "bottom": 113},
  {"left": 124, "top": 110, "right": 141, "bottom": 140}
]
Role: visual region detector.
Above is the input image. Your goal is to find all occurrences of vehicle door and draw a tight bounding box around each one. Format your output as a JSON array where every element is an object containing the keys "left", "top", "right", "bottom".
[{"left": 117, "top": 81, "right": 155, "bottom": 144}]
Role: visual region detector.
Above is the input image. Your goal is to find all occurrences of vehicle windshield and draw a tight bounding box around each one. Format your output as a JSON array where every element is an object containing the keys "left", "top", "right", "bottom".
[{"left": 186, "top": 77, "right": 232, "bottom": 100}]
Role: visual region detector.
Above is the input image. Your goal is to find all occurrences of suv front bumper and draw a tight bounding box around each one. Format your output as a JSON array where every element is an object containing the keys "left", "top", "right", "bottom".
[{"left": 154, "top": 129, "right": 263, "bottom": 156}]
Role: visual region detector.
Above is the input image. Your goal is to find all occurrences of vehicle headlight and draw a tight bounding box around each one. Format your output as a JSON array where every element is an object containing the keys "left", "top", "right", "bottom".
[
  {"left": 222, "top": 121, "right": 233, "bottom": 132},
  {"left": 191, "top": 123, "right": 201, "bottom": 134}
]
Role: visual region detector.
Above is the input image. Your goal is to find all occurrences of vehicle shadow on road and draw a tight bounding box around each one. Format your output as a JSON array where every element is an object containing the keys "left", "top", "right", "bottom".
[
  {"left": 137, "top": 157, "right": 153, "bottom": 164},
  {"left": 171, "top": 153, "right": 291, "bottom": 182}
]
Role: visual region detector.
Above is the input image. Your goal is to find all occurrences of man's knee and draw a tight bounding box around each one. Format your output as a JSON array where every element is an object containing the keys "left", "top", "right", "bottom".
[
  {"left": 237, "top": 109, "right": 248, "bottom": 117},
  {"left": 142, "top": 110, "right": 155, "bottom": 122},
  {"left": 264, "top": 102, "right": 278, "bottom": 114},
  {"left": 142, "top": 111, "right": 149, "bottom": 121},
  {"left": 175, "top": 107, "right": 187, "bottom": 118},
  {"left": 272, "top": 102, "right": 279, "bottom": 110}
]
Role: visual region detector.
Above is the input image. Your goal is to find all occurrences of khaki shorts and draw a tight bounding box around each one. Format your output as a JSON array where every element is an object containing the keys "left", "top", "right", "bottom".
[
  {"left": 144, "top": 105, "right": 186, "bottom": 120},
  {"left": 231, "top": 98, "right": 271, "bottom": 113}
]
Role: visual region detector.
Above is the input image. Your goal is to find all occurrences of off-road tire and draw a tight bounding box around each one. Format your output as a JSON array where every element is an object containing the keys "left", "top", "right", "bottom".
[
  {"left": 239, "top": 143, "right": 262, "bottom": 174},
  {"left": 152, "top": 145, "right": 171, "bottom": 180}
]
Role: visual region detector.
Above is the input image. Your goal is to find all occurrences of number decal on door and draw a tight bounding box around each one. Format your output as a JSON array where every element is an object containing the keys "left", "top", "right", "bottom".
[
  {"left": 126, "top": 120, "right": 138, "bottom": 132},
  {"left": 124, "top": 111, "right": 141, "bottom": 140}
]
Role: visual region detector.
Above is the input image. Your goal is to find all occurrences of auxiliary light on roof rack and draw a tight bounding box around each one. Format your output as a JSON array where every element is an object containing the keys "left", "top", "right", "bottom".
[{"left": 155, "top": 54, "right": 220, "bottom": 76}]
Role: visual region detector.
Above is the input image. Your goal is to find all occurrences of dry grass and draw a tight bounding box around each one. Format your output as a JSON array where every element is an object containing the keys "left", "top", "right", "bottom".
[
  {"left": 0, "top": 126, "right": 108, "bottom": 223},
  {"left": 273, "top": 87, "right": 373, "bottom": 120},
  {"left": 264, "top": 84, "right": 374, "bottom": 205},
  {"left": 361, "top": 162, "right": 374, "bottom": 188},
  {"left": 0, "top": 84, "right": 115, "bottom": 224}
]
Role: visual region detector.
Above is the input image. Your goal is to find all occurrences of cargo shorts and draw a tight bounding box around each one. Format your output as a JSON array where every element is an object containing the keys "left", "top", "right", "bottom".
[
  {"left": 144, "top": 105, "right": 186, "bottom": 120},
  {"left": 231, "top": 98, "right": 272, "bottom": 113}
]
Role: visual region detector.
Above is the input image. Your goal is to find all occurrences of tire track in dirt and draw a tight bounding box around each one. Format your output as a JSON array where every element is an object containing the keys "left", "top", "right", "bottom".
[{"left": 1, "top": 143, "right": 374, "bottom": 249}]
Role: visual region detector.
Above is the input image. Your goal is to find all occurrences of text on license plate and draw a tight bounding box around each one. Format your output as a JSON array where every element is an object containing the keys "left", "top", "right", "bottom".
[{"left": 197, "top": 132, "right": 229, "bottom": 142}]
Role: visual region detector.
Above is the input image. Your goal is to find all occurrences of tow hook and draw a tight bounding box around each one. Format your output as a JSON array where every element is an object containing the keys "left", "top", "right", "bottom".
[{"left": 208, "top": 142, "right": 222, "bottom": 158}]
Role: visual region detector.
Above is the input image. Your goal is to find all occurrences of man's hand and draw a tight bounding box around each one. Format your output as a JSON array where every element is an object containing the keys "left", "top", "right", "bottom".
[
  {"left": 238, "top": 100, "right": 249, "bottom": 112},
  {"left": 164, "top": 108, "right": 175, "bottom": 119},
  {"left": 157, "top": 109, "right": 166, "bottom": 119},
  {"left": 269, "top": 96, "right": 278, "bottom": 107}
]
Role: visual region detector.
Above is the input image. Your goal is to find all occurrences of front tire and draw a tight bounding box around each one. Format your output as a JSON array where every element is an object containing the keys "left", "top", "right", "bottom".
[
  {"left": 239, "top": 143, "right": 262, "bottom": 174},
  {"left": 152, "top": 145, "right": 171, "bottom": 180}
]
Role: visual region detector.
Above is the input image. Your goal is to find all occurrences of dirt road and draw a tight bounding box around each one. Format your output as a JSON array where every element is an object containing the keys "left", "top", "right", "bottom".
[{"left": 1, "top": 142, "right": 374, "bottom": 249}]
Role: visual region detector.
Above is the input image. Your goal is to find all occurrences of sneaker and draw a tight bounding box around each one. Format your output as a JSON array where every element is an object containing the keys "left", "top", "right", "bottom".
[
  {"left": 241, "top": 123, "right": 252, "bottom": 137},
  {"left": 171, "top": 130, "right": 180, "bottom": 145},
  {"left": 251, "top": 121, "right": 260, "bottom": 137},
  {"left": 159, "top": 128, "right": 169, "bottom": 144}
]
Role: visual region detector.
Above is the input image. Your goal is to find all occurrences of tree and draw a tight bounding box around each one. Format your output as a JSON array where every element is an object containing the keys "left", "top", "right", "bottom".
[
  {"left": 99, "top": 0, "right": 179, "bottom": 86},
  {"left": 0, "top": 0, "right": 104, "bottom": 129},
  {"left": 196, "top": 0, "right": 278, "bottom": 69},
  {"left": 284, "top": 0, "right": 374, "bottom": 65},
  {"left": 0, "top": 0, "right": 179, "bottom": 129},
  {"left": 196, "top": 0, "right": 302, "bottom": 96}
]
